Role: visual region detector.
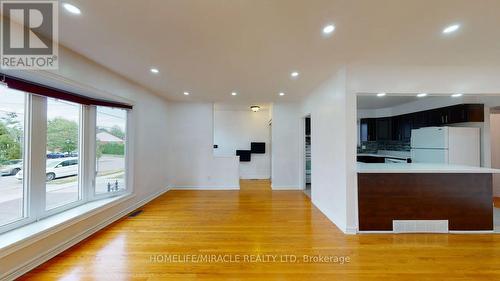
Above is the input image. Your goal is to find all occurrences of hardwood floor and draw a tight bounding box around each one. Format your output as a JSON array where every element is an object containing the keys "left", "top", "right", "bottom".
[{"left": 20, "top": 180, "right": 500, "bottom": 280}]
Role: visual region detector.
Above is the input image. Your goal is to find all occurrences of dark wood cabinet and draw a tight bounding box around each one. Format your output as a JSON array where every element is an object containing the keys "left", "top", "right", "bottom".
[
  {"left": 360, "top": 104, "right": 484, "bottom": 142},
  {"left": 428, "top": 108, "right": 445, "bottom": 126},
  {"left": 358, "top": 173, "right": 493, "bottom": 231},
  {"left": 400, "top": 114, "right": 413, "bottom": 142},
  {"left": 391, "top": 116, "right": 401, "bottom": 141},
  {"left": 429, "top": 104, "right": 484, "bottom": 125},
  {"left": 390, "top": 114, "right": 412, "bottom": 141},
  {"left": 376, "top": 118, "right": 392, "bottom": 140},
  {"left": 414, "top": 110, "right": 429, "bottom": 129},
  {"left": 360, "top": 118, "right": 377, "bottom": 142},
  {"left": 446, "top": 105, "right": 462, "bottom": 124},
  {"left": 357, "top": 155, "right": 386, "bottom": 163},
  {"left": 460, "top": 104, "right": 484, "bottom": 122}
]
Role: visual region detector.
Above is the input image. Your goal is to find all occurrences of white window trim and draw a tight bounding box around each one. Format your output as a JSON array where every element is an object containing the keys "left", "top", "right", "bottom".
[{"left": 0, "top": 92, "right": 134, "bottom": 235}]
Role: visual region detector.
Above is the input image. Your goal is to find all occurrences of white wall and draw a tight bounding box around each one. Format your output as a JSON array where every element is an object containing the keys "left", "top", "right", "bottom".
[
  {"left": 1, "top": 45, "right": 171, "bottom": 277},
  {"left": 302, "top": 68, "right": 351, "bottom": 233},
  {"left": 214, "top": 109, "right": 271, "bottom": 179},
  {"left": 271, "top": 102, "right": 302, "bottom": 189},
  {"left": 491, "top": 114, "right": 500, "bottom": 196},
  {"left": 271, "top": 69, "right": 352, "bottom": 233},
  {"left": 167, "top": 102, "right": 240, "bottom": 189}
]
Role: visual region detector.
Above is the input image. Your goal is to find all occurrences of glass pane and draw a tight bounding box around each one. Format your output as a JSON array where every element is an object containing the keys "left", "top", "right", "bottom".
[
  {"left": 46, "top": 98, "right": 81, "bottom": 210},
  {"left": 0, "top": 88, "right": 25, "bottom": 226},
  {"left": 96, "top": 107, "right": 126, "bottom": 194}
]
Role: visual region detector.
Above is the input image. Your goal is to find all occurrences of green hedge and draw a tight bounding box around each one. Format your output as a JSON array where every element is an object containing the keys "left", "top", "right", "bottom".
[{"left": 100, "top": 143, "right": 124, "bottom": 156}]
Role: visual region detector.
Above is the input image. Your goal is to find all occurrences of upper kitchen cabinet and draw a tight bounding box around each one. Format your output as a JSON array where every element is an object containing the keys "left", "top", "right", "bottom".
[
  {"left": 391, "top": 116, "right": 401, "bottom": 141},
  {"left": 428, "top": 108, "right": 446, "bottom": 126},
  {"left": 413, "top": 111, "right": 429, "bottom": 129},
  {"left": 390, "top": 114, "right": 412, "bottom": 141},
  {"left": 428, "top": 104, "right": 484, "bottom": 125},
  {"left": 376, "top": 118, "right": 392, "bottom": 141},
  {"left": 360, "top": 104, "right": 484, "bottom": 143},
  {"left": 447, "top": 104, "right": 484, "bottom": 124},
  {"left": 360, "top": 118, "right": 377, "bottom": 142},
  {"left": 400, "top": 114, "right": 413, "bottom": 141}
]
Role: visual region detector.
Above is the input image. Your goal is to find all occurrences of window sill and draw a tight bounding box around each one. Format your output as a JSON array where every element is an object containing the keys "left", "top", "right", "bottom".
[{"left": 0, "top": 193, "right": 134, "bottom": 258}]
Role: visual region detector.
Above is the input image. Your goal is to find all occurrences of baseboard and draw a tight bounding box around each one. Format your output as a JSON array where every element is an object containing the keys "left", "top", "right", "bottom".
[
  {"left": 240, "top": 176, "right": 271, "bottom": 180},
  {"left": 358, "top": 230, "right": 495, "bottom": 234},
  {"left": 271, "top": 185, "right": 301, "bottom": 190},
  {"left": 1, "top": 186, "right": 170, "bottom": 281},
  {"left": 449, "top": 230, "right": 495, "bottom": 234},
  {"left": 171, "top": 186, "right": 239, "bottom": 190},
  {"left": 345, "top": 227, "right": 358, "bottom": 235}
]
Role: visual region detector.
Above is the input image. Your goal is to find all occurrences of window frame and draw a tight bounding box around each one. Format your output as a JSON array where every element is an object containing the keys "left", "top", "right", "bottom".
[
  {"left": 91, "top": 106, "right": 131, "bottom": 200},
  {"left": 0, "top": 92, "right": 34, "bottom": 233},
  {"left": 0, "top": 88, "right": 133, "bottom": 235},
  {"left": 42, "top": 100, "right": 85, "bottom": 216}
]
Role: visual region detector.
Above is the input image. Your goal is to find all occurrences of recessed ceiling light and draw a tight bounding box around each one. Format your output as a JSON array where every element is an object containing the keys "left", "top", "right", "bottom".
[
  {"left": 63, "top": 3, "right": 81, "bottom": 15},
  {"left": 443, "top": 24, "right": 460, "bottom": 34},
  {"left": 377, "top": 92, "right": 386, "bottom": 97},
  {"left": 150, "top": 68, "right": 159, "bottom": 74},
  {"left": 279, "top": 92, "right": 285, "bottom": 96},
  {"left": 417, "top": 93, "right": 428, "bottom": 98},
  {"left": 231, "top": 92, "right": 237, "bottom": 96},
  {"left": 451, "top": 93, "right": 463, "bottom": 98},
  {"left": 322, "top": 24, "right": 335, "bottom": 35},
  {"left": 183, "top": 92, "right": 190, "bottom": 96},
  {"left": 290, "top": 71, "right": 299, "bottom": 78}
]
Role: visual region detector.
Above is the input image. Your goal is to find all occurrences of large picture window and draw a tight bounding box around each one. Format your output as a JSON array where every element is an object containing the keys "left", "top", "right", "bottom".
[
  {"left": 0, "top": 74, "right": 132, "bottom": 234},
  {"left": 95, "top": 106, "right": 127, "bottom": 195},
  {"left": 0, "top": 88, "right": 26, "bottom": 227}
]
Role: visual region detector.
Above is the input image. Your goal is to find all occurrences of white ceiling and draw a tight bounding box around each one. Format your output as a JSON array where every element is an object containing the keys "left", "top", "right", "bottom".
[
  {"left": 214, "top": 102, "right": 271, "bottom": 111},
  {"left": 56, "top": 0, "right": 500, "bottom": 103}
]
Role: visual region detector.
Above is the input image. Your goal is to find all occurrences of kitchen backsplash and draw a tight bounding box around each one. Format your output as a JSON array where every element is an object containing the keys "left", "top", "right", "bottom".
[{"left": 358, "top": 140, "right": 411, "bottom": 153}]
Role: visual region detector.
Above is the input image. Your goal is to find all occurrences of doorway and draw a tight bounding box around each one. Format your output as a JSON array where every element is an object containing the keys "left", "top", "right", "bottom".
[{"left": 304, "top": 116, "right": 311, "bottom": 198}]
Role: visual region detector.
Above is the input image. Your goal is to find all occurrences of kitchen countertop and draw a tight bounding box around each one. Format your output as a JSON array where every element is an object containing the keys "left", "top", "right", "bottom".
[
  {"left": 357, "top": 162, "right": 500, "bottom": 173},
  {"left": 357, "top": 150, "right": 411, "bottom": 160}
]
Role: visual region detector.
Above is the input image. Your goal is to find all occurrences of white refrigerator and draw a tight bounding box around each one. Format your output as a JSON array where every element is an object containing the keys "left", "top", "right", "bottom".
[{"left": 410, "top": 127, "right": 480, "bottom": 166}]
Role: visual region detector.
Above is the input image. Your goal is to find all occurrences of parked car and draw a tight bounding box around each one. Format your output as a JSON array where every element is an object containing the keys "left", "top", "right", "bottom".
[
  {"left": 64, "top": 151, "right": 78, "bottom": 157},
  {"left": 16, "top": 157, "right": 79, "bottom": 181},
  {"left": 0, "top": 159, "right": 23, "bottom": 176},
  {"left": 47, "top": 152, "right": 66, "bottom": 159}
]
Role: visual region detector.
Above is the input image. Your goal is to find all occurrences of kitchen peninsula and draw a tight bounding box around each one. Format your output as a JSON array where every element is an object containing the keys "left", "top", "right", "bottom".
[{"left": 357, "top": 163, "right": 499, "bottom": 232}]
